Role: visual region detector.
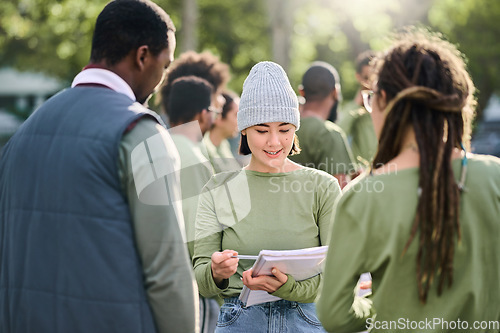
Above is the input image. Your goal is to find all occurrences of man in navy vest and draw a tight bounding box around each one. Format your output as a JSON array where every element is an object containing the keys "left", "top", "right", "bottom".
[{"left": 0, "top": 1, "right": 198, "bottom": 332}]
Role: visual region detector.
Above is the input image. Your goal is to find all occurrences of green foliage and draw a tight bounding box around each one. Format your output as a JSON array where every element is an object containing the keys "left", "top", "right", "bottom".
[
  {"left": 0, "top": 0, "right": 105, "bottom": 83},
  {"left": 195, "top": 0, "right": 271, "bottom": 93},
  {"left": 289, "top": 0, "right": 401, "bottom": 100},
  {"left": 1, "top": 0, "right": 498, "bottom": 118},
  {"left": 429, "top": 0, "right": 500, "bottom": 113}
]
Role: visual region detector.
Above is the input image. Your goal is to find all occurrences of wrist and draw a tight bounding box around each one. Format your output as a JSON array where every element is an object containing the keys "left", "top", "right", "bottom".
[{"left": 211, "top": 266, "right": 225, "bottom": 288}]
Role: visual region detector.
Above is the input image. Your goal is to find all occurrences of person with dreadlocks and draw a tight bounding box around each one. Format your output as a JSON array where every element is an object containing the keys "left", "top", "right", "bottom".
[{"left": 317, "top": 28, "right": 500, "bottom": 332}]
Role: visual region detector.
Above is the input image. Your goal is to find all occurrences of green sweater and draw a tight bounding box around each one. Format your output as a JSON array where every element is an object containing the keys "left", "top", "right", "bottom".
[
  {"left": 338, "top": 106, "right": 377, "bottom": 165},
  {"left": 193, "top": 167, "right": 341, "bottom": 302},
  {"left": 290, "top": 117, "right": 357, "bottom": 175},
  {"left": 317, "top": 154, "right": 500, "bottom": 333},
  {"left": 202, "top": 131, "right": 241, "bottom": 173},
  {"left": 118, "top": 119, "right": 198, "bottom": 333}
]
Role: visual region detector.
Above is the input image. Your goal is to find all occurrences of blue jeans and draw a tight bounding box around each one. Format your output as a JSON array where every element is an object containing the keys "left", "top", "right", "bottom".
[{"left": 215, "top": 297, "right": 326, "bottom": 333}]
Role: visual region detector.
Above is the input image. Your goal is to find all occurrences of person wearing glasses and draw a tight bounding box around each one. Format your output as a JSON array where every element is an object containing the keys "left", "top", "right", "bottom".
[
  {"left": 202, "top": 90, "right": 243, "bottom": 173},
  {"left": 164, "top": 75, "right": 221, "bottom": 333},
  {"left": 317, "top": 28, "right": 500, "bottom": 332},
  {"left": 338, "top": 50, "right": 378, "bottom": 166},
  {"left": 193, "top": 62, "right": 341, "bottom": 332}
]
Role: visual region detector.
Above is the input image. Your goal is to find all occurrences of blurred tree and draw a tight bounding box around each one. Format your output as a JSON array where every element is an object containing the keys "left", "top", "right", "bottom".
[
  {"left": 1, "top": 0, "right": 498, "bottom": 120},
  {"left": 289, "top": 0, "right": 433, "bottom": 101},
  {"left": 180, "top": 0, "right": 198, "bottom": 52},
  {"left": 194, "top": 0, "right": 270, "bottom": 93},
  {"left": 429, "top": 0, "right": 500, "bottom": 116},
  {"left": 0, "top": 0, "right": 105, "bottom": 84},
  {"left": 267, "top": 0, "right": 295, "bottom": 71}
]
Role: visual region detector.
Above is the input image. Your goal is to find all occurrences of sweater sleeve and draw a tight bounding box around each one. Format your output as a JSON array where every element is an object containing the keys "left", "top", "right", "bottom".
[
  {"left": 316, "top": 196, "right": 372, "bottom": 333},
  {"left": 192, "top": 185, "right": 229, "bottom": 298},
  {"left": 118, "top": 118, "right": 198, "bottom": 333},
  {"left": 318, "top": 176, "right": 342, "bottom": 246}
]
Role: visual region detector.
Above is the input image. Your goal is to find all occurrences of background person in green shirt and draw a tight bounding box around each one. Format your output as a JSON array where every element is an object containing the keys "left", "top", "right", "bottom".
[
  {"left": 166, "top": 75, "right": 216, "bottom": 258},
  {"left": 317, "top": 28, "right": 500, "bottom": 332},
  {"left": 193, "top": 61, "right": 341, "bottom": 332},
  {"left": 164, "top": 75, "right": 222, "bottom": 333},
  {"left": 290, "top": 61, "right": 358, "bottom": 188},
  {"left": 338, "top": 50, "right": 378, "bottom": 166},
  {"left": 202, "top": 90, "right": 243, "bottom": 173}
]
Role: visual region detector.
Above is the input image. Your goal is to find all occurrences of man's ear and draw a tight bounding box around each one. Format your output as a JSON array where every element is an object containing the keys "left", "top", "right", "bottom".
[
  {"left": 195, "top": 109, "right": 207, "bottom": 123},
  {"left": 135, "top": 45, "right": 149, "bottom": 71},
  {"left": 331, "top": 89, "right": 338, "bottom": 101}
]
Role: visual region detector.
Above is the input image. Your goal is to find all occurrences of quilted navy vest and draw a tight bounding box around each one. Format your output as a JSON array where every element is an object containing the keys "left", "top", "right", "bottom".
[{"left": 0, "top": 86, "right": 161, "bottom": 332}]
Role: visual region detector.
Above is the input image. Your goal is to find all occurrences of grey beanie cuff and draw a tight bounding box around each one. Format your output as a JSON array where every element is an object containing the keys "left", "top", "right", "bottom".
[
  {"left": 237, "top": 106, "right": 300, "bottom": 132},
  {"left": 238, "top": 61, "right": 300, "bottom": 132}
]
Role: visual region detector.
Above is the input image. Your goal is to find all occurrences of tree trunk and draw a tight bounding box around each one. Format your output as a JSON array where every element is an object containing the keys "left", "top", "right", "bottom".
[
  {"left": 181, "top": 0, "right": 198, "bottom": 52},
  {"left": 267, "top": 0, "right": 293, "bottom": 71}
]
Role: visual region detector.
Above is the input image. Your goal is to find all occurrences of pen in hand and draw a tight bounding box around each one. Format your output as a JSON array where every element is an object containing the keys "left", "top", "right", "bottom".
[{"left": 231, "top": 255, "right": 259, "bottom": 260}]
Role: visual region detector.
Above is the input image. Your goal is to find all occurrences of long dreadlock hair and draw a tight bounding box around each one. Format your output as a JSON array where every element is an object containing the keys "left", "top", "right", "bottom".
[{"left": 372, "top": 28, "right": 476, "bottom": 304}]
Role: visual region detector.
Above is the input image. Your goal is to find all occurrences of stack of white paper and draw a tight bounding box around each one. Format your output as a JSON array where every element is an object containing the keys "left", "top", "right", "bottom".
[{"left": 239, "top": 246, "right": 328, "bottom": 307}]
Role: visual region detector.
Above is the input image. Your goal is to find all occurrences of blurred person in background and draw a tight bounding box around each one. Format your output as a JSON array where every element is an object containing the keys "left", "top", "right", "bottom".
[
  {"left": 338, "top": 50, "right": 378, "bottom": 166},
  {"left": 160, "top": 50, "right": 230, "bottom": 127},
  {"left": 202, "top": 90, "right": 242, "bottom": 173},
  {"left": 290, "top": 61, "right": 358, "bottom": 188},
  {"left": 164, "top": 75, "right": 221, "bottom": 333},
  {"left": 165, "top": 75, "right": 216, "bottom": 259}
]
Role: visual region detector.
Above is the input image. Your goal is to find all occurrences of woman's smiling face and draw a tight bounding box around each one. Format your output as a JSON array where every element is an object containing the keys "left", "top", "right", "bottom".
[{"left": 243, "top": 122, "right": 296, "bottom": 173}]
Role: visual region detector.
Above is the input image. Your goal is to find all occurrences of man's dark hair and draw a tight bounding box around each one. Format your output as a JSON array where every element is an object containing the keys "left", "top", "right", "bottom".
[
  {"left": 160, "top": 51, "right": 230, "bottom": 113},
  {"left": 167, "top": 76, "right": 213, "bottom": 125},
  {"left": 355, "top": 50, "right": 376, "bottom": 74},
  {"left": 301, "top": 61, "right": 339, "bottom": 102},
  {"left": 90, "top": 0, "right": 175, "bottom": 65}
]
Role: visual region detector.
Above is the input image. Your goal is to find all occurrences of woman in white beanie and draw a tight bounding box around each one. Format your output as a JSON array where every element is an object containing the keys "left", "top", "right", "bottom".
[{"left": 192, "top": 61, "right": 341, "bottom": 332}]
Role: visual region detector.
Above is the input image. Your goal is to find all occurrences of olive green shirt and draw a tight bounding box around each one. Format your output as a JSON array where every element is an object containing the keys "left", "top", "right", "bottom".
[
  {"left": 202, "top": 131, "right": 241, "bottom": 173},
  {"left": 118, "top": 118, "right": 198, "bottom": 333},
  {"left": 193, "top": 167, "right": 341, "bottom": 303},
  {"left": 171, "top": 134, "right": 214, "bottom": 259},
  {"left": 290, "top": 117, "right": 357, "bottom": 175},
  {"left": 338, "top": 106, "right": 377, "bottom": 166},
  {"left": 317, "top": 154, "right": 500, "bottom": 333}
]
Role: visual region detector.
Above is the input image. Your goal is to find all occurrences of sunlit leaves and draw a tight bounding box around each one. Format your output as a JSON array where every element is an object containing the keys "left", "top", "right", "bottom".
[
  {"left": 0, "top": 0, "right": 105, "bottom": 81},
  {"left": 0, "top": 0, "right": 498, "bottom": 117},
  {"left": 430, "top": 0, "right": 500, "bottom": 112}
]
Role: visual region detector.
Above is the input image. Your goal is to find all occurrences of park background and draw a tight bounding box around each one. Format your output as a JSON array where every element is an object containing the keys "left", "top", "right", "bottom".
[{"left": 1, "top": 0, "right": 499, "bottom": 154}]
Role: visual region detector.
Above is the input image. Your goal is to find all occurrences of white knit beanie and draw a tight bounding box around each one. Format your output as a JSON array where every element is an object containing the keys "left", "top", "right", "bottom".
[{"left": 237, "top": 61, "right": 300, "bottom": 132}]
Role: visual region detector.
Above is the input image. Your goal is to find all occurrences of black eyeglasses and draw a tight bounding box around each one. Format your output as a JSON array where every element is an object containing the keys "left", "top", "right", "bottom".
[{"left": 361, "top": 90, "right": 374, "bottom": 113}]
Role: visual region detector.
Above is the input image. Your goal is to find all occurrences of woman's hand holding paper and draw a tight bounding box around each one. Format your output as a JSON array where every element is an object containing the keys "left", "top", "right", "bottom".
[{"left": 242, "top": 267, "right": 288, "bottom": 293}]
